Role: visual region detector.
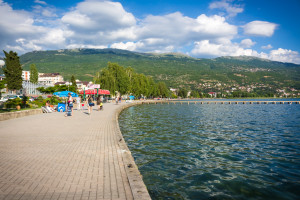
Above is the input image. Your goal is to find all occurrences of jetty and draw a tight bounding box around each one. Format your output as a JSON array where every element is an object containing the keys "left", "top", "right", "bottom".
[
  {"left": 0, "top": 102, "right": 151, "bottom": 200},
  {"left": 143, "top": 100, "right": 300, "bottom": 105}
]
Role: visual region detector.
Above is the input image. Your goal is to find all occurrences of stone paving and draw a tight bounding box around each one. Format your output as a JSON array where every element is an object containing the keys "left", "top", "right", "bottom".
[{"left": 0, "top": 102, "right": 151, "bottom": 200}]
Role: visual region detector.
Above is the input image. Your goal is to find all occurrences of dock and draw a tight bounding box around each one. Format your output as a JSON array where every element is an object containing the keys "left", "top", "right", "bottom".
[
  {"left": 0, "top": 102, "right": 151, "bottom": 200},
  {"left": 142, "top": 100, "right": 300, "bottom": 105}
]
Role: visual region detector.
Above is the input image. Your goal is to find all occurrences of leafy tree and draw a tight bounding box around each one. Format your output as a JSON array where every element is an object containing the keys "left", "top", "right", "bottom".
[
  {"left": 71, "top": 75, "right": 77, "bottom": 89},
  {"left": 178, "top": 88, "right": 188, "bottom": 98},
  {"left": 107, "top": 62, "right": 130, "bottom": 95},
  {"left": 0, "top": 79, "right": 6, "bottom": 98},
  {"left": 29, "top": 64, "right": 38, "bottom": 84},
  {"left": 95, "top": 62, "right": 169, "bottom": 98},
  {"left": 2, "top": 51, "right": 23, "bottom": 92},
  {"left": 157, "top": 82, "right": 169, "bottom": 98},
  {"left": 190, "top": 90, "right": 200, "bottom": 98}
]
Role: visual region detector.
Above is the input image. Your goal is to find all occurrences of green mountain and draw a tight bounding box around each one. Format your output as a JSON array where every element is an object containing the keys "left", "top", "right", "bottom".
[{"left": 15, "top": 48, "right": 300, "bottom": 91}]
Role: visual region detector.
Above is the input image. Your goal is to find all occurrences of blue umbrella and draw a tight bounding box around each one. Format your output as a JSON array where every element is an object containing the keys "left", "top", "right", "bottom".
[{"left": 53, "top": 91, "right": 78, "bottom": 97}]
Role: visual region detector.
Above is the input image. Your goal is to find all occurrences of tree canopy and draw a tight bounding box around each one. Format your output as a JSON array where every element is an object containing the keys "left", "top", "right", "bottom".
[
  {"left": 71, "top": 75, "right": 77, "bottom": 89},
  {"left": 2, "top": 50, "right": 23, "bottom": 91},
  {"left": 29, "top": 64, "right": 38, "bottom": 84},
  {"left": 94, "top": 62, "right": 170, "bottom": 98}
]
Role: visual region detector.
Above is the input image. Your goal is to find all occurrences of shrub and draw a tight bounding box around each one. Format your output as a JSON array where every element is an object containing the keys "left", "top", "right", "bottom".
[{"left": 4, "top": 98, "right": 22, "bottom": 109}]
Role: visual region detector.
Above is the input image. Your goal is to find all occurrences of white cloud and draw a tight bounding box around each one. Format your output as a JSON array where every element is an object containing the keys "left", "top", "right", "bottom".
[
  {"left": 134, "top": 12, "right": 237, "bottom": 51},
  {"left": 62, "top": 1, "right": 136, "bottom": 32},
  {"left": 261, "top": 44, "right": 273, "bottom": 49},
  {"left": 66, "top": 44, "right": 107, "bottom": 49},
  {"left": 0, "top": 0, "right": 299, "bottom": 65},
  {"left": 34, "top": 0, "right": 47, "bottom": 5},
  {"left": 0, "top": 60, "right": 5, "bottom": 66},
  {"left": 191, "top": 40, "right": 300, "bottom": 64},
  {"left": 268, "top": 48, "right": 300, "bottom": 64},
  {"left": 191, "top": 40, "right": 259, "bottom": 57},
  {"left": 209, "top": 0, "right": 243, "bottom": 17},
  {"left": 240, "top": 39, "right": 256, "bottom": 48},
  {"left": 110, "top": 42, "right": 143, "bottom": 51},
  {"left": 243, "top": 21, "right": 278, "bottom": 37},
  {"left": 0, "top": 0, "right": 49, "bottom": 53}
]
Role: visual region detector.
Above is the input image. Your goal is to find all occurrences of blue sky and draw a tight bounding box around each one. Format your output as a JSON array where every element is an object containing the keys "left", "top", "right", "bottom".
[{"left": 0, "top": 0, "right": 300, "bottom": 64}]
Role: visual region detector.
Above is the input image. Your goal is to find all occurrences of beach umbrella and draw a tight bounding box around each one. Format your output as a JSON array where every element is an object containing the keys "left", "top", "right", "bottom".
[{"left": 53, "top": 91, "right": 78, "bottom": 97}]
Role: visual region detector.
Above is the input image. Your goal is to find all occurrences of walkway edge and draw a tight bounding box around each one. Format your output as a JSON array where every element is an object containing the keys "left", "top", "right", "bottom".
[
  {"left": 114, "top": 101, "right": 152, "bottom": 200},
  {"left": 0, "top": 108, "right": 43, "bottom": 121}
]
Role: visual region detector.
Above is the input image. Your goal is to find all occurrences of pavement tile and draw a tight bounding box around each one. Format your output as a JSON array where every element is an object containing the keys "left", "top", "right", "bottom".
[{"left": 0, "top": 102, "right": 151, "bottom": 200}]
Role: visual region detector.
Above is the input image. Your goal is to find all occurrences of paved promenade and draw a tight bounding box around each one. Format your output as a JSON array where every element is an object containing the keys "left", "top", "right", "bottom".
[{"left": 0, "top": 102, "right": 151, "bottom": 200}]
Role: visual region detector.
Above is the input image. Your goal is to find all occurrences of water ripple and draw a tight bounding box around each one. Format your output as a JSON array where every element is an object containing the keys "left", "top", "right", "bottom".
[{"left": 119, "top": 101, "right": 300, "bottom": 200}]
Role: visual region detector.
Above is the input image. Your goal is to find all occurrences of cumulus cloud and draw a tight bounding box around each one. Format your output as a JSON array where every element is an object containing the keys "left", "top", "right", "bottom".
[
  {"left": 268, "top": 48, "right": 300, "bottom": 64},
  {"left": 261, "top": 44, "right": 273, "bottom": 49},
  {"left": 209, "top": 0, "right": 243, "bottom": 17},
  {"left": 243, "top": 21, "right": 278, "bottom": 37},
  {"left": 134, "top": 12, "right": 237, "bottom": 51},
  {"left": 240, "top": 39, "right": 256, "bottom": 48},
  {"left": 0, "top": 60, "right": 5, "bottom": 66},
  {"left": 0, "top": 0, "right": 50, "bottom": 53},
  {"left": 191, "top": 40, "right": 300, "bottom": 64},
  {"left": 0, "top": 0, "right": 299, "bottom": 64},
  {"left": 62, "top": 1, "right": 136, "bottom": 32},
  {"left": 191, "top": 40, "right": 259, "bottom": 57}
]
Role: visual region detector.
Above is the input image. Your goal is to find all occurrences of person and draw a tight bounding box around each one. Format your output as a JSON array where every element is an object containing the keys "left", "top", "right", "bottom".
[
  {"left": 96, "top": 96, "right": 101, "bottom": 111},
  {"left": 100, "top": 101, "right": 103, "bottom": 110},
  {"left": 115, "top": 96, "right": 118, "bottom": 104},
  {"left": 66, "top": 93, "right": 73, "bottom": 116},
  {"left": 76, "top": 96, "right": 81, "bottom": 111},
  {"left": 86, "top": 95, "right": 94, "bottom": 115},
  {"left": 44, "top": 100, "right": 54, "bottom": 113}
]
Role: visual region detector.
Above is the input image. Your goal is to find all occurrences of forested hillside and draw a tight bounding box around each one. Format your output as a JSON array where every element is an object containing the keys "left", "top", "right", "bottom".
[{"left": 9, "top": 48, "right": 300, "bottom": 95}]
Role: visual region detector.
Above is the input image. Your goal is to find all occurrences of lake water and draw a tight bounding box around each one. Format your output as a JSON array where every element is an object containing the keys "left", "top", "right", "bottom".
[{"left": 119, "top": 100, "right": 300, "bottom": 200}]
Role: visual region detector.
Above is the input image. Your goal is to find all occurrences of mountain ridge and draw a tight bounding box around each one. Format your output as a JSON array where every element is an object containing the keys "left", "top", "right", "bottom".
[{"left": 1, "top": 48, "right": 299, "bottom": 94}]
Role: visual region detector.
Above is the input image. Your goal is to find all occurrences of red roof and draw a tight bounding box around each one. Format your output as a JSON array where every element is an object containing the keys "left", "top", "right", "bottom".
[{"left": 79, "top": 89, "right": 110, "bottom": 95}]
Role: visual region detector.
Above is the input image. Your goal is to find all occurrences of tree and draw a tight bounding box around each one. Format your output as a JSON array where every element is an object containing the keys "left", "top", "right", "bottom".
[
  {"left": 71, "top": 75, "right": 77, "bottom": 89},
  {"left": 178, "top": 88, "right": 188, "bottom": 98},
  {"left": 29, "top": 64, "right": 38, "bottom": 84},
  {"left": 157, "top": 82, "right": 169, "bottom": 98},
  {"left": 0, "top": 79, "right": 6, "bottom": 98},
  {"left": 2, "top": 51, "right": 23, "bottom": 93},
  {"left": 107, "top": 63, "right": 130, "bottom": 95}
]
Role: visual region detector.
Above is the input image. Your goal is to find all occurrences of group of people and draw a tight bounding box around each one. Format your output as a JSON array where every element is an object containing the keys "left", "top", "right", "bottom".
[{"left": 65, "top": 93, "right": 104, "bottom": 116}]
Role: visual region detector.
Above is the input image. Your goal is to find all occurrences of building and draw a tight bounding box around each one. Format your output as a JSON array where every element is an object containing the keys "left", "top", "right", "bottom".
[
  {"left": 22, "top": 71, "right": 31, "bottom": 81},
  {"left": 38, "top": 73, "right": 64, "bottom": 86},
  {"left": 22, "top": 71, "right": 64, "bottom": 86},
  {"left": 20, "top": 81, "right": 47, "bottom": 96}
]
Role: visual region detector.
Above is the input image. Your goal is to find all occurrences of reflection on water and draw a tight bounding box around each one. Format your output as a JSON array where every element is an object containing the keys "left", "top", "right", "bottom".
[{"left": 119, "top": 101, "right": 300, "bottom": 200}]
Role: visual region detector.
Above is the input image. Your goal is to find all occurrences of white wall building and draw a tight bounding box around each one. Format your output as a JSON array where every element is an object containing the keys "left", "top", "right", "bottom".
[
  {"left": 22, "top": 71, "right": 31, "bottom": 81},
  {"left": 38, "top": 73, "right": 64, "bottom": 86},
  {"left": 22, "top": 71, "right": 64, "bottom": 86}
]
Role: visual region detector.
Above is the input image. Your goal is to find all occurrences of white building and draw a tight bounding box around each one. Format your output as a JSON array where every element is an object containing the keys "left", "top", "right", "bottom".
[
  {"left": 38, "top": 73, "right": 64, "bottom": 86},
  {"left": 22, "top": 71, "right": 31, "bottom": 81},
  {"left": 22, "top": 71, "right": 64, "bottom": 86}
]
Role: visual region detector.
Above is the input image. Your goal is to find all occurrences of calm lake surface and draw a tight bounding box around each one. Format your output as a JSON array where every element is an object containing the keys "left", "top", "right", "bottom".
[{"left": 119, "top": 99, "right": 300, "bottom": 200}]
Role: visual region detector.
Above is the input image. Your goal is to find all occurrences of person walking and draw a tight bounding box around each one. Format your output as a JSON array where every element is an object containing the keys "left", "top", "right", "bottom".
[
  {"left": 65, "top": 93, "right": 74, "bottom": 116},
  {"left": 76, "top": 96, "right": 81, "bottom": 111},
  {"left": 96, "top": 96, "right": 101, "bottom": 111},
  {"left": 86, "top": 95, "right": 94, "bottom": 115}
]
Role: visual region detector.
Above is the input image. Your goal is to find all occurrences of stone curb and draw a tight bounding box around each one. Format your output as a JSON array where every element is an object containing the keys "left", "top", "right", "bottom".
[
  {"left": 0, "top": 108, "right": 43, "bottom": 121},
  {"left": 115, "top": 101, "right": 152, "bottom": 200}
]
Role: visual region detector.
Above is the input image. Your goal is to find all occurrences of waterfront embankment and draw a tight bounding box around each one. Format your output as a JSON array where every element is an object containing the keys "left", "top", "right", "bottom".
[{"left": 0, "top": 101, "right": 151, "bottom": 200}]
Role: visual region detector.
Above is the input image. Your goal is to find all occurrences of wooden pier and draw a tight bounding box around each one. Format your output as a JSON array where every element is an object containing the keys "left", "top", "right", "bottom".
[{"left": 142, "top": 100, "right": 300, "bottom": 105}]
